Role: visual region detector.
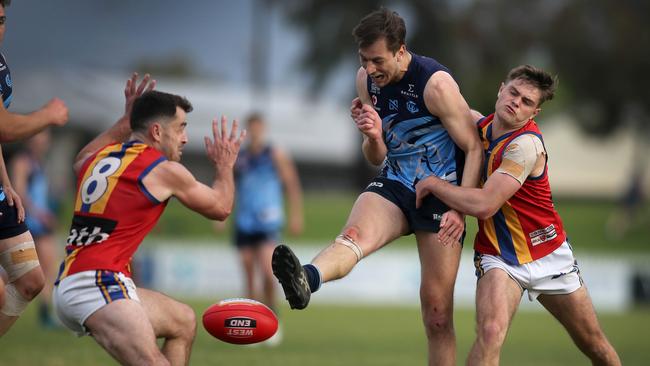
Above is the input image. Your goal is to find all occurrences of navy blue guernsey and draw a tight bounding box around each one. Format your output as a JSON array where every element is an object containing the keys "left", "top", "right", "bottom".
[
  {"left": 0, "top": 53, "right": 11, "bottom": 201},
  {"left": 0, "top": 53, "right": 12, "bottom": 109},
  {"left": 367, "top": 52, "right": 460, "bottom": 191}
]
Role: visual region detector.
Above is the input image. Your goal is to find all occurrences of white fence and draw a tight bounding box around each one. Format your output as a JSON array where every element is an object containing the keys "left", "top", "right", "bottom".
[{"left": 135, "top": 240, "right": 649, "bottom": 313}]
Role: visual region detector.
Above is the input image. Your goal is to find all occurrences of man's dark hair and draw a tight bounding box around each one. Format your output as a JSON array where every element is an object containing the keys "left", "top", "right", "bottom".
[
  {"left": 505, "top": 65, "right": 558, "bottom": 106},
  {"left": 246, "top": 111, "right": 264, "bottom": 126},
  {"left": 352, "top": 7, "right": 406, "bottom": 53},
  {"left": 0, "top": 0, "right": 11, "bottom": 8},
  {"left": 130, "top": 91, "right": 193, "bottom": 133}
]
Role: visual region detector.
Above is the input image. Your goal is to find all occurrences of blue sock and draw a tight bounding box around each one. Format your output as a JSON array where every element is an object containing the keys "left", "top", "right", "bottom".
[{"left": 303, "top": 264, "right": 322, "bottom": 293}]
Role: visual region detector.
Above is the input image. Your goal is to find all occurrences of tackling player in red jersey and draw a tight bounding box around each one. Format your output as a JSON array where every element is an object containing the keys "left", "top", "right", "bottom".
[
  {"left": 416, "top": 65, "right": 620, "bottom": 365},
  {"left": 53, "top": 73, "right": 245, "bottom": 366}
]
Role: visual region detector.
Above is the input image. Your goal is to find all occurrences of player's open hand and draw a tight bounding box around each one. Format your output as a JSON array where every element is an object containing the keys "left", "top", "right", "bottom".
[
  {"left": 124, "top": 72, "right": 156, "bottom": 117},
  {"left": 204, "top": 116, "right": 246, "bottom": 170},
  {"left": 43, "top": 98, "right": 69, "bottom": 127},
  {"left": 353, "top": 104, "right": 382, "bottom": 141},
  {"left": 2, "top": 185, "right": 25, "bottom": 223},
  {"left": 438, "top": 209, "right": 464, "bottom": 247}
]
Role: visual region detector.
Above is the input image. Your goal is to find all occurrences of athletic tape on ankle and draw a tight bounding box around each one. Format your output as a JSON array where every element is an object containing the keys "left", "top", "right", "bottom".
[
  {"left": 1, "top": 283, "right": 29, "bottom": 316},
  {"left": 335, "top": 234, "right": 364, "bottom": 262},
  {"left": 0, "top": 241, "right": 40, "bottom": 282}
]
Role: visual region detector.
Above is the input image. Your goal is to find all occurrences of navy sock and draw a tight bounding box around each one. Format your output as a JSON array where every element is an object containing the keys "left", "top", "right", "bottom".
[{"left": 303, "top": 264, "right": 322, "bottom": 293}]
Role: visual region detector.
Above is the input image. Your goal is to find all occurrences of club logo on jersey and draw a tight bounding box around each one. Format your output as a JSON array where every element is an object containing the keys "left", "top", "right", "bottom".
[
  {"left": 406, "top": 101, "right": 419, "bottom": 114},
  {"left": 400, "top": 84, "right": 419, "bottom": 99},
  {"left": 529, "top": 224, "right": 558, "bottom": 246},
  {"left": 66, "top": 215, "right": 117, "bottom": 247},
  {"left": 389, "top": 99, "right": 398, "bottom": 111}
]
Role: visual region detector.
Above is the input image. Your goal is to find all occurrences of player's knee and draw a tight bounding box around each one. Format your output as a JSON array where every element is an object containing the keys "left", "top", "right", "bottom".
[
  {"left": 173, "top": 303, "right": 197, "bottom": 340},
  {"left": 16, "top": 271, "right": 45, "bottom": 301},
  {"left": 579, "top": 332, "right": 615, "bottom": 362},
  {"left": 421, "top": 304, "right": 453, "bottom": 337},
  {"left": 476, "top": 319, "right": 508, "bottom": 347},
  {"left": 341, "top": 226, "right": 361, "bottom": 242},
  {"left": 335, "top": 226, "right": 364, "bottom": 262}
]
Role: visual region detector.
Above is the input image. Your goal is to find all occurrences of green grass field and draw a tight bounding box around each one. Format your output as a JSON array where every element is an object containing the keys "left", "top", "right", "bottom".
[
  {"left": 151, "top": 192, "right": 650, "bottom": 254},
  {"left": 10, "top": 191, "right": 647, "bottom": 364},
  {"left": 2, "top": 302, "right": 649, "bottom": 365}
]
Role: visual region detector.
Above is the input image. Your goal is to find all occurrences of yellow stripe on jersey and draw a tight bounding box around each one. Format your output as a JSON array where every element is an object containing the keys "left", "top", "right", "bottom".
[
  {"left": 501, "top": 202, "right": 533, "bottom": 263},
  {"left": 74, "top": 143, "right": 148, "bottom": 214},
  {"left": 482, "top": 217, "right": 500, "bottom": 255},
  {"left": 58, "top": 247, "right": 83, "bottom": 280}
]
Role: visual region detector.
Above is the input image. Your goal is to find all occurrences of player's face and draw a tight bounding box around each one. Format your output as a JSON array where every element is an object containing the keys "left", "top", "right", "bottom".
[
  {"left": 358, "top": 38, "right": 404, "bottom": 87},
  {"left": 159, "top": 107, "right": 188, "bottom": 162},
  {"left": 247, "top": 119, "right": 265, "bottom": 147},
  {"left": 0, "top": 6, "right": 6, "bottom": 45},
  {"left": 495, "top": 79, "right": 542, "bottom": 127}
]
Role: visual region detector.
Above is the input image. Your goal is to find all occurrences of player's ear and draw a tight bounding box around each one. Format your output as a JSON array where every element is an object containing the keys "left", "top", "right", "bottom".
[
  {"left": 150, "top": 122, "right": 163, "bottom": 142},
  {"left": 531, "top": 107, "right": 541, "bottom": 120},
  {"left": 497, "top": 82, "right": 505, "bottom": 97}
]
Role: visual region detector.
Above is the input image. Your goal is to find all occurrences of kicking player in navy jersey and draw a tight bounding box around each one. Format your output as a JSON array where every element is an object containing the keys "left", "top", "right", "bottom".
[
  {"left": 0, "top": 0, "right": 68, "bottom": 337},
  {"left": 272, "top": 8, "right": 483, "bottom": 365}
]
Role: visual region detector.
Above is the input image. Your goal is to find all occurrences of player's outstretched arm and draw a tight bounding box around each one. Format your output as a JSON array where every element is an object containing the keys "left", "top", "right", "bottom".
[
  {"left": 424, "top": 71, "right": 483, "bottom": 189},
  {"left": 73, "top": 73, "right": 155, "bottom": 173},
  {"left": 0, "top": 98, "right": 68, "bottom": 143},
  {"left": 416, "top": 170, "right": 520, "bottom": 220},
  {"left": 143, "top": 116, "right": 246, "bottom": 220}
]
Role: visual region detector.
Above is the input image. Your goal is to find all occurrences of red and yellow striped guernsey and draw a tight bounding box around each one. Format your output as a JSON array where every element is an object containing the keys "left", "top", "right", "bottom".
[
  {"left": 474, "top": 114, "right": 566, "bottom": 265},
  {"left": 56, "top": 141, "right": 168, "bottom": 282}
]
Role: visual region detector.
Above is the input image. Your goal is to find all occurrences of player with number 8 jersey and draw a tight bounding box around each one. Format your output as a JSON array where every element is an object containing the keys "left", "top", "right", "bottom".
[
  {"left": 52, "top": 73, "right": 245, "bottom": 365},
  {"left": 55, "top": 141, "right": 167, "bottom": 282}
]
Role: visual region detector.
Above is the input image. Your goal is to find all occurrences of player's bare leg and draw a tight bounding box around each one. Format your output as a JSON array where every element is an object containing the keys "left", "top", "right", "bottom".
[
  {"left": 467, "top": 269, "right": 522, "bottom": 366},
  {"left": 416, "top": 231, "right": 461, "bottom": 366},
  {"left": 84, "top": 298, "right": 169, "bottom": 366},
  {"left": 538, "top": 287, "right": 621, "bottom": 366},
  {"left": 34, "top": 233, "right": 58, "bottom": 326},
  {"left": 273, "top": 192, "right": 407, "bottom": 309},
  {"left": 238, "top": 247, "right": 257, "bottom": 300},
  {"left": 258, "top": 242, "right": 277, "bottom": 310},
  {"left": 313, "top": 192, "right": 407, "bottom": 280},
  {"left": 0, "top": 231, "right": 44, "bottom": 336},
  {"left": 138, "top": 288, "right": 197, "bottom": 366}
]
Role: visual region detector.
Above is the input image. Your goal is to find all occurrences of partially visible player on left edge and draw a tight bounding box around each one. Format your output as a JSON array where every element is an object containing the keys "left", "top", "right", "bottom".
[
  {"left": 53, "top": 73, "right": 245, "bottom": 365},
  {"left": 0, "top": 0, "right": 68, "bottom": 337}
]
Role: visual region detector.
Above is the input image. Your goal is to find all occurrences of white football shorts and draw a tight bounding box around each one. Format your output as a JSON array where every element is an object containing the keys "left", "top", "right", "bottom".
[
  {"left": 474, "top": 241, "right": 583, "bottom": 301},
  {"left": 53, "top": 270, "right": 140, "bottom": 336}
]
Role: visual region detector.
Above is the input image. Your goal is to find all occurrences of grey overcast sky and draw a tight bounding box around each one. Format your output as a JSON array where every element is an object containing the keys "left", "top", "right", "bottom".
[{"left": 3, "top": 0, "right": 314, "bottom": 91}]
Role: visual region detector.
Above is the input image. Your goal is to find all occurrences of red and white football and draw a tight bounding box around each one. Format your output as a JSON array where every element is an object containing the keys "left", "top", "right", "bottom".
[{"left": 202, "top": 298, "right": 278, "bottom": 344}]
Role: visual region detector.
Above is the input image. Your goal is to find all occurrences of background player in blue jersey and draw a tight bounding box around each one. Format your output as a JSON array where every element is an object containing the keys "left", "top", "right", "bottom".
[
  {"left": 272, "top": 8, "right": 483, "bottom": 365},
  {"left": 10, "top": 129, "right": 60, "bottom": 328},
  {"left": 219, "top": 112, "right": 303, "bottom": 344},
  {"left": 0, "top": 0, "right": 69, "bottom": 337}
]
